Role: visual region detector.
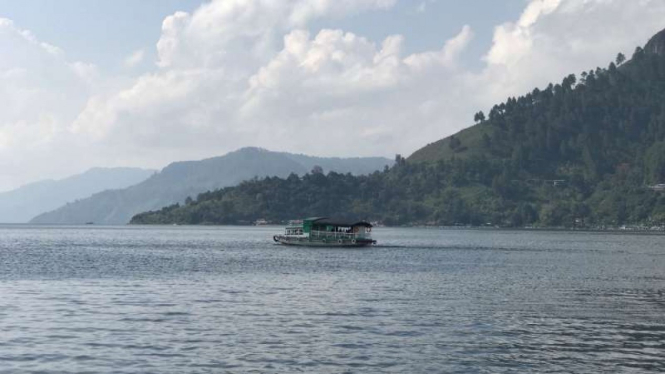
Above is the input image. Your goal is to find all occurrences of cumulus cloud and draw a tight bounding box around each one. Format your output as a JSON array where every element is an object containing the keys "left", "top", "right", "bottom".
[
  {"left": 73, "top": 0, "right": 402, "bottom": 159},
  {"left": 155, "top": 0, "right": 396, "bottom": 70},
  {"left": 3, "top": 0, "right": 665, "bottom": 190},
  {"left": 404, "top": 25, "right": 472, "bottom": 70},
  {"left": 238, "top": 25, "right": 473, "bottom": 155},
  {"left": 79, "top": 0, "right": 663, "bottom": 162},
  {"left": 476, "top": 0, "right": 665, "bottom": 108}
]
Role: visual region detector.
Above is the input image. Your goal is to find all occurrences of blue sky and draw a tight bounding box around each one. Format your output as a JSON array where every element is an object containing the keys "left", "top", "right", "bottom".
[
  {"left": 0, "top": 0, "right": 525, "bottom": 73},
  {"left": 0, "top": 0, "right": 202, "bottom": 72},
  {"left": 0, "top": 0, "right": 664, "bottom": 191}
]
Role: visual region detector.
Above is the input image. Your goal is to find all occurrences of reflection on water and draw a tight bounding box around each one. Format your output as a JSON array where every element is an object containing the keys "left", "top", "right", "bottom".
[{"left": 0, "top": 226, "right": 664, "bottom": 373}]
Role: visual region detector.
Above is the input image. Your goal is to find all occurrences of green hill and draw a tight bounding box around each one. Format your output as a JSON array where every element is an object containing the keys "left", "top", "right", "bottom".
[
  {"left": 131, "top": 28, "right": 665, "bottom": 228},
  {"left": 411, "top": 28, "right": 665, "bottom": 170}
]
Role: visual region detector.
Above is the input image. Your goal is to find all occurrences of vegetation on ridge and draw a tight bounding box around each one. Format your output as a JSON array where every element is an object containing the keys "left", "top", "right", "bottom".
[{"left": 131, "top": 30, "right": 665, "bottom": 228}]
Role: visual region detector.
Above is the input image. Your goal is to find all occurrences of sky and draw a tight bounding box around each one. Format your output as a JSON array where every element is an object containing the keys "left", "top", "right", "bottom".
[{"left": 1, "top": 0, "right": 665, "bottom": 192}]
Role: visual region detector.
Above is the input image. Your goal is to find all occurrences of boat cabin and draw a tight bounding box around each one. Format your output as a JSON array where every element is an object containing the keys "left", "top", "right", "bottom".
[
  {"left": 275, "top": 217, "right": 376, "bottom": 246},
  {"left": 284, "top": 217, "right": 373, "bottom": 240}
]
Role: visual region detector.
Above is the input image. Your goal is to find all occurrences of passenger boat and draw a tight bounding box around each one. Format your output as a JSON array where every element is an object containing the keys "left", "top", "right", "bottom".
[{"left": 273, "top": 217, "right": 377, "bottom": 247}]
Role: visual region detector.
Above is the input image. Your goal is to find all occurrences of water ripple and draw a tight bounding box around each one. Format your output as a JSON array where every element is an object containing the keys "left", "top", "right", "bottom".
[{"left": 0, "top": 226, "right": 664, "bottom": 373}]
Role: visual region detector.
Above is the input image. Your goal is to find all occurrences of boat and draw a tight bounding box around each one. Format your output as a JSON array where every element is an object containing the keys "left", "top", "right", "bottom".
[{"left": 273, "top": 217, "right": 377, "bottom": 247}]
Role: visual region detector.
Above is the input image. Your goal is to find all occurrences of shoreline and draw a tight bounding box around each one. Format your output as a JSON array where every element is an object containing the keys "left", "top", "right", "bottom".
[{"left": 5, "top": 222, "right": 665, "bottom": 234}]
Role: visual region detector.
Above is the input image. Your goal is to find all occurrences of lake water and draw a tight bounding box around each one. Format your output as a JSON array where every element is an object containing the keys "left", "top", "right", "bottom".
[{"left": 0, "top": 225, "right": 664, "bottom": 373}]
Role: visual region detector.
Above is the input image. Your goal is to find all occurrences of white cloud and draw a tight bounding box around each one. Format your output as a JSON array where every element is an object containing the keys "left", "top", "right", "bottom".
[
  {"left": 0, "top": 18, "right": 99, "bottom": 190},
  {"left": 155, "top": 0, "right": 396, "bottom": 70},
  {"left": 3, "top": 0, "right": 665, "bottom": 190},
  {"left": 79, "top": 0, "right": 663, "bottom": 164},
  {"left": 237, "top": 25, "right": 473, "bottom": 155},
  {"left": 478, "top": 0, "right": 665, "bottom": 107},
  {"left": 73, "top": 0, "right": 402, "bottom": 160},
  {"left": 404, "top": 25, "right": 472, "bottom": 70}
]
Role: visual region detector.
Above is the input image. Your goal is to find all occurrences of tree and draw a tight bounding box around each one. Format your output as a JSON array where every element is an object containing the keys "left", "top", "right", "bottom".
[
  {"left": 562, "top": 74, "right": 576, "bottom": 90},
  {"left": 311, "top": 165, "right": 324, "bottom": 174},
  {"left": 616, "top": 52, "right": 626, "bottom": 66},
  {"left": 474, "top": 111, "right": 486, "bottom": 123}
]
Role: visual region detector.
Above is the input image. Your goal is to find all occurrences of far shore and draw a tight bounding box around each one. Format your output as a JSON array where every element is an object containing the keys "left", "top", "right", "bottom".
[{"left": 4, "top": 222, "right": 665, "bottom": 234}]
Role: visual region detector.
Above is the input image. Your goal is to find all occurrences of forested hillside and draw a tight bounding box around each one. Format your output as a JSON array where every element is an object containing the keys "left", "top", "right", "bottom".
[{"left": 131, "top": 29, "right": 665, "bottom": 228}]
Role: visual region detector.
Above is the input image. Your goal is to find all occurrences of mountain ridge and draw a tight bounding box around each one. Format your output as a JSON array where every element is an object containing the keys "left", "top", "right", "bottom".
[
  {"left": 30, "top": 147, "right": 392, "bottom": 225},
  {"left": 0, "top": 167, "right": 155, "bottom": 223}
]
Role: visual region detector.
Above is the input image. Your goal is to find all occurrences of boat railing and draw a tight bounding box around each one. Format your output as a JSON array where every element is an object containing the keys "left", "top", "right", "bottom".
[{"left": 309, "top": 230, "right": 370, "bottom": 240}]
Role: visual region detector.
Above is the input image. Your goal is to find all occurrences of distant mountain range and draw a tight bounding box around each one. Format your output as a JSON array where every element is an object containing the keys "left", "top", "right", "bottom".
[
  {"left": 30, "top": 147, "right": 392, "bottom": 225},
  {"left": 0, "top": 168, "right": 155, "bottom": 223}
]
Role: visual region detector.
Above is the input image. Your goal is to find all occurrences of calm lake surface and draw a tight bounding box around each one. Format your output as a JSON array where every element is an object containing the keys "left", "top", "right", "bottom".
[{"left": 0, "top": 225, "right": 664, "bottom": 373}]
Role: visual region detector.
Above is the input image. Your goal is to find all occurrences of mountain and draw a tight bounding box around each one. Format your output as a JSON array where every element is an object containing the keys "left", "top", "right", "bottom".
[
  {"left": 0, "top": 168, "right": 155, "bottom": 223},
  {"left": 131, "top": 28, "right": 665, "bottom": 228},
  {"left": 30, "top": 148, "right": 392, "bottom": 225}
]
